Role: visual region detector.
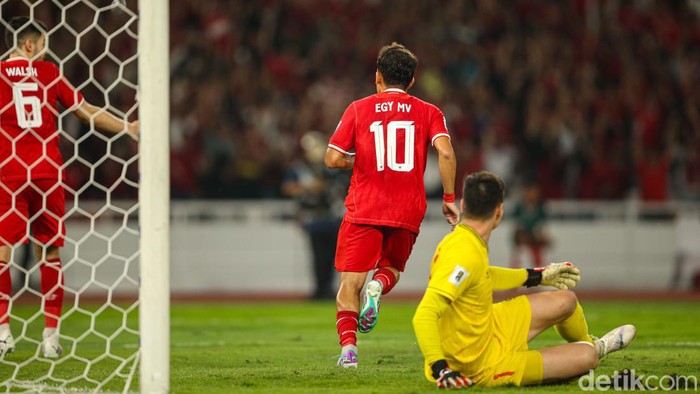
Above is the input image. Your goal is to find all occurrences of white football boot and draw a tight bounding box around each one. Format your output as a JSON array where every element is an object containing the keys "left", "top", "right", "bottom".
[
  {"left": 595, "top": 324, "right": 636, "bottom": 358},
  {"left": 0, "top": 323, "right": 15, "bottom": 356},
  {"left": 42, "top": 328, "right": 62, "bottom": 359}
]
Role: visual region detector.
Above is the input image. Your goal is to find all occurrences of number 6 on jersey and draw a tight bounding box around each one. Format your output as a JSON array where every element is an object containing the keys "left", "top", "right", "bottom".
[
  {"left": 370, "top": 120, "right": 415, "bottom": 172},
  {"left": 12, "top": 82, "right": 43, "bottom": 128}
]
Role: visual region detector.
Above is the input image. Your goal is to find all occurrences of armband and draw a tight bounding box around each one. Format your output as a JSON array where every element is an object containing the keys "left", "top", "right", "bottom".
[
  {"left": 525, "top": 268, "right": 543, "bottom": 287},
  {"left": 443, "top": 193, "right": 455, "bottom": 203}
]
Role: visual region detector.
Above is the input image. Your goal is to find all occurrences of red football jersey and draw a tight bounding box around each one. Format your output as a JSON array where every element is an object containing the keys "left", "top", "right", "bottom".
[
  {"left": 0, "top": 57, "right": 84, "bottom": 181},
  {"left": 328, "top": 88, "right": 450, "bottom": 233}
]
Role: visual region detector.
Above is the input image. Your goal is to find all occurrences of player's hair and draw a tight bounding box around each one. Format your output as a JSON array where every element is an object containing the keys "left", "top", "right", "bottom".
[
  {"left": 462, "top": 171, "right": 506, "bottom": 220},
  {"left": 377, "top": 42, "right": 417, "bottom": 90},
  {"left": 4, "top": 16, "right": 47, "bottom": 51}
]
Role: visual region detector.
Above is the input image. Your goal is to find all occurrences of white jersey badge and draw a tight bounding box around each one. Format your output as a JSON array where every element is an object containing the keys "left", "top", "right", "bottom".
[{"left": 448, "top": 265, "right": 469, "bottom": 286}]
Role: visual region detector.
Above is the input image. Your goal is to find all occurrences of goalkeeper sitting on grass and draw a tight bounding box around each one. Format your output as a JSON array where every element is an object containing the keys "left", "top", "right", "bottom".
[{"left": 413, "top": 171, "right": 636, "bottom": 389}]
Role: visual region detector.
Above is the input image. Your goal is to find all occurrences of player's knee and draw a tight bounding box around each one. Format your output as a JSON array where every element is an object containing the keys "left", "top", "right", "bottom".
[
  {"left": 571, "top": 343, "right": 598, "bottom": 373},
  {"left": 335, "top": 278, "right": 362, "bottom": 309},
  {"left": 555, "top": 290, "right": 577, "bottom": 317},
  {"left": 580, "top": 344, "right": 599, "bottom": 371}
]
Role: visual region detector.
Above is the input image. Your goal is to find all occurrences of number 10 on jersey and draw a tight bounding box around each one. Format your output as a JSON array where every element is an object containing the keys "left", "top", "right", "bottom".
[{"left": 370, "top": 120, "right": 415, "bottom": 172}]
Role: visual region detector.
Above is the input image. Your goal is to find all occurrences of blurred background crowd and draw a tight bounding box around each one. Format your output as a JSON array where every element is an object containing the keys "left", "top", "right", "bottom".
[
  {"left": 168, "top": 0, "right": 700, "bottom": 201},
  {"left": 3, "top": 0, "right": 700, "bottom": 202}
]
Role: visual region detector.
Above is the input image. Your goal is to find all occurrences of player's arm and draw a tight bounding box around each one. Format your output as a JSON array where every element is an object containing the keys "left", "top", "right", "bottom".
[
  {"left": 326, "top": 103, "right": 356, "bottom": 170},
  {"left": 324, "top": 147, "right": 354, "bottom": 170},
  {"left": 433, "top": 136, "right": 459, "bottom": 226},
  {"left": 489, "top": 266, "right": 528, "bottom": 291},
  {"left": 73, "top": 101, "right": 139, "bottom": 141},
  {"left": 490, "top": 263, "right": 581, "bottom": 291},
  {"left": 413, "top": 288, "right": 471, "bottom": 389}
]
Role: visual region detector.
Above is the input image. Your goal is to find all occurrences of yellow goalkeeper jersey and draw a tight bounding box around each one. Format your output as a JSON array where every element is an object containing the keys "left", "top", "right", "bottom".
[{"left": 425, "top": 224, "right": 495, "bottom": 366}]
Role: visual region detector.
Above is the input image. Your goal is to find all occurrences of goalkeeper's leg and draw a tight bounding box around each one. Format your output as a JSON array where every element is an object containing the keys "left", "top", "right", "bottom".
[
  {"left": 527, "top": 290, "right": 636, "bottom": 361},
  {"left": 554, "top": 300, "right": 593, "bottom": 344},
  {"left": 537, "top": 342, "right": 598, "bottom": 384},
  {"left": 534, "top": 291, "right": 636, "bottom": 357},
  {"left": 526, "top": 290, "right": 590, "bottom": 341}
]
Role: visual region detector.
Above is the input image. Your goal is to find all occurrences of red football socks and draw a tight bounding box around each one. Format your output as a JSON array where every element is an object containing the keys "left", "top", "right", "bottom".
[
  {"left": 0, "top": 261, "right": 10, "bottom": 325},
  {"left": 41, "top": 258, "right": 64, "bottom": 329},
  {"left": 372, "top": 267, "right": 397, "bottom": 295},
  {"left": 336, "top": 310, "right": 359, "bottom": 347}
]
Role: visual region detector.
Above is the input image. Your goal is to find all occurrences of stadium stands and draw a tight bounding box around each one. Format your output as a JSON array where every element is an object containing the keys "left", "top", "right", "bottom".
[
  {"left": 166, "top": 0, "right": 700, "bottom": 201},
  {"left": 2, "top": 1, "right": 698, "bottom": 201}
]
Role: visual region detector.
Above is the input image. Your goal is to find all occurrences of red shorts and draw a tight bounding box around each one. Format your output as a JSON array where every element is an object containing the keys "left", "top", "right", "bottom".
[
  {"left": 0, "top": 179, "right": 66, "bottom": 246},
  {"left": 335, "top": 220, "right": 418, "bottom": 273}
]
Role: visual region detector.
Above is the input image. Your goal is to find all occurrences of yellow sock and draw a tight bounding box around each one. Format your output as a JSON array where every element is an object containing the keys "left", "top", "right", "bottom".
[{"left": 554, "top": 302, "right": 594, "bottom": 344}]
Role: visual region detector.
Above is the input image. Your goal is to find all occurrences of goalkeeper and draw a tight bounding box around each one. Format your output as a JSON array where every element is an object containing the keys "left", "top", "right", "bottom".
[{"left": 413, "top": 171, "right": 636, "bottom": 389}]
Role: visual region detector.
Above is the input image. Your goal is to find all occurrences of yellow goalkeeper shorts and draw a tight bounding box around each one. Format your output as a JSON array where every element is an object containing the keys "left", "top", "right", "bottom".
[{"left": 439, "top": 295, "right": 544, "bottom": 387}]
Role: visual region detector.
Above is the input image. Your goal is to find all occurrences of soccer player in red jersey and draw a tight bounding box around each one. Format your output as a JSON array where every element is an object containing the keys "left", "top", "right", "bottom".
[
  {"left": 0, "top": 17, "right": 138, "bottom": 358},
  {"left": 325, "top": 42, "right": 459, "bottom": 367}
]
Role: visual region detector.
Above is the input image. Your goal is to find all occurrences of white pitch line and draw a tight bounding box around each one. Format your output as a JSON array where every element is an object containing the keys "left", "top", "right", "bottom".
[
  {"left": 123, "top": 340, "right": 226, "bottom": 349},
  {"left": 646, "top": 341, "right": 700, "bottom": 347}
]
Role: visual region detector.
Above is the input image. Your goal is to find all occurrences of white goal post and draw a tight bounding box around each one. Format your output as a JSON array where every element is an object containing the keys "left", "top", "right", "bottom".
[
  {"left": 0, "top": 0, "right": 169, "bottom": 392},
  {"left": 137, "top": 0, "right": 170, "bottom": 393}
]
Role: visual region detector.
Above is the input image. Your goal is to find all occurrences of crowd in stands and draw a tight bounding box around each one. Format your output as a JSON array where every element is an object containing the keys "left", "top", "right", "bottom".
[
  {"left": 4, "top": 0, "right": 700, "bottom": 202},
  {"left": 169, "top": 0, "right": 700, "bottom": 201}
]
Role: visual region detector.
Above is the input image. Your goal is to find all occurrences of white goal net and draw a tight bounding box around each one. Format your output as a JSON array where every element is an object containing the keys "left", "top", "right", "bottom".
[{"left": 0, "top": 0, "right": 151, "bottom": 392}]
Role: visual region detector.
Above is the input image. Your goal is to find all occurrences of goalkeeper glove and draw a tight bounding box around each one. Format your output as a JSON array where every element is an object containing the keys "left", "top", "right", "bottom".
[
  {"left": 526, "top": 262, "right": 581, "bottom": 289},
  {"left": 431, "top": 360, "right": 472, "bottom": 389}
]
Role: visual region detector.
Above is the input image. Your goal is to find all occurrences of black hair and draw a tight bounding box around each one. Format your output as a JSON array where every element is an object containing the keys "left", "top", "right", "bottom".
[
  {"left": 376, "top": 42, "right": 417, "bottom": 90},
  {"left": 5, "top": 16, "right": 46, "bottom": 50},
  {"left": 462, "top": 171, "right": 506, "bottom": 220}
]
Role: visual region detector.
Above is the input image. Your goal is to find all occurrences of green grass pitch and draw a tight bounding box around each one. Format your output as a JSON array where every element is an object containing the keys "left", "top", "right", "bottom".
[
  {"left": 1, "top": 299, "right": 699, "bottom": 393},
  {"left": 176, "top": 299, "right": 699, "bottom": 394}
]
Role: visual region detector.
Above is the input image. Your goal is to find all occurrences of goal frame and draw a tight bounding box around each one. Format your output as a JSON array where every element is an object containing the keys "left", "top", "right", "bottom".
[{"left": 137, "top": 1, "right": 170, "bottom": 393}]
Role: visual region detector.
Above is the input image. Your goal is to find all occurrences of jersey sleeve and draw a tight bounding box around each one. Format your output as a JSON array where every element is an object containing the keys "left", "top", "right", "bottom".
[
  {"left": 489, "top": 266, "right": 527, "bottom": 291},
  {"left": 427, "top": 247, "right": 477, "bottom": 302},
  {"left": 53, "top": 64, "right": 83, "bottom": 111},
  {"left": 413, "top": 287, "right": 452, "bottom": 370},
  {"left": 428, "top": 106, "right": 450, "bottom": 146},
  {"left": 327, "top": 103, "right": 356, "bottom": 155}
]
